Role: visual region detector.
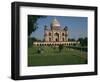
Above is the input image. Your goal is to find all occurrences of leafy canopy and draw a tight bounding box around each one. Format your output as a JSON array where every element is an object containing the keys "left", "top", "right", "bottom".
[{"left": 28, "top": 15, "right": 46, "bottom": 36}]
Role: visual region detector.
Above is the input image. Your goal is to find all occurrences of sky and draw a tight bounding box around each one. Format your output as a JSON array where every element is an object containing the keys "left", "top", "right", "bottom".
[{"left": 30, "top": 15, "right": 88, "bottom": 40}]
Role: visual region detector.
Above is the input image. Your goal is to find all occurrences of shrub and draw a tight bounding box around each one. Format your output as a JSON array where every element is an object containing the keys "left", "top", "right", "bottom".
[{"left": 59, "top": 44, "right": 64, "bottom": 52}]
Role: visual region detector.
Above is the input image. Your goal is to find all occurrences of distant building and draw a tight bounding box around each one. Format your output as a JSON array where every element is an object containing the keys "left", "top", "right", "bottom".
[{"left": 33, "top": 18, "right": 79, "bottom": 46}]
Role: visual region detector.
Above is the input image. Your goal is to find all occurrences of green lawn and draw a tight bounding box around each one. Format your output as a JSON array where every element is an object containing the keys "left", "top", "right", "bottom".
[{"left": 28, "top": 46, "right": 87, "bottom": 66}]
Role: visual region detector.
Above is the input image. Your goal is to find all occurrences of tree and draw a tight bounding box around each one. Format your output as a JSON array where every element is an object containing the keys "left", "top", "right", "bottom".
[
  {"left": 28, "top": 15, "right": 46, "bottom": 47},
  {"left": 28, "top": 37, "right": 33, "bottom": 47},
  {"left": 77, "top": 37, "right": 87, "bottom": 46},
  {"left": 59, "top": 45, "right": 64, "bottom": 52},
  {"left": 28, "top": 37, "right": 41, "bottom": 47},
  {"left": 68, "top": 38, "right": 75, "bottom": 41},
  {"left": 84, "top": 37, "right": 87, "bottom": 46},
  {"left": 28, "top": 15, "right": 46, "bottom": 36}
]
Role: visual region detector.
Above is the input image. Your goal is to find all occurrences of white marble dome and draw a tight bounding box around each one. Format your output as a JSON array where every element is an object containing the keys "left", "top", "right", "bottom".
[{"left": 51, "top": 18, "right": 60, "bottom": 27}]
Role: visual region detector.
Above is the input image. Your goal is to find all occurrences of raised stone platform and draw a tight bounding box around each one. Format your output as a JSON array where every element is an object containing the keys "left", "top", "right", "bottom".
[{"left": 33, "top": 41, "right": 80, "bottom": 46}]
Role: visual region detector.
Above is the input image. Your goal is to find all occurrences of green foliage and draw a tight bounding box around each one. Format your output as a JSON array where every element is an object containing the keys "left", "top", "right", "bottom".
[
  {"left": 28, "top": 15, "right": 46, "bottom": 36},
  {"left": 28, "top": 37, "right": 39, "bottom": 47},
  {"left": 84, "top": 37, "right": 88, "bottom": 46},
  {"left": 59, "top": 44, "right": 64, "bottom": 52},
  {"left": 68, "top": 38, "right": 76, "bottom": 41},
  {"left": 28, "top": 38, "right": 33, "bottom": 47},
  {"left": 77, "top": 37, "right": 87, "bottom": 46},
  {"left": 37, "top": 47, "right": 44, "bottom": 54}
]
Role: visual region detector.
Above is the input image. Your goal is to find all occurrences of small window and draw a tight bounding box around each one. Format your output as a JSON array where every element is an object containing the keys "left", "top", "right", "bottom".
[
  {"left": 49, "top": 33, "right": 51, "bottom": 36},
  {"left": 62, "top": 33, "right": 64, "bottom": 36},
  {"left": 62, "top": 38, "right": 64, "bottom": 41},
  {"left": 49, "top": 38, "right": 51, "bottom": 41}
]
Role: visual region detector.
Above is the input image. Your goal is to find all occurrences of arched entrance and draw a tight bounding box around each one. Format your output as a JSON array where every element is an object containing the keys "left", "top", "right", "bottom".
[{"left": 54, "top": 33, "right": 59, "bottom": 42}]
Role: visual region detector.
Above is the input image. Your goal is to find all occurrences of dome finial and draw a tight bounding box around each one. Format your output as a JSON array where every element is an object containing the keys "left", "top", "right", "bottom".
[{"left": 51, "top": 17, "right": 60, "bottom": 30}]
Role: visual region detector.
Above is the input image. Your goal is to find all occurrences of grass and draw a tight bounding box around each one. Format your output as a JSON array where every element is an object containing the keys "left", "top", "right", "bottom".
[{"left": 28, "top": 46, "right": 87, "bottom": 66}]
